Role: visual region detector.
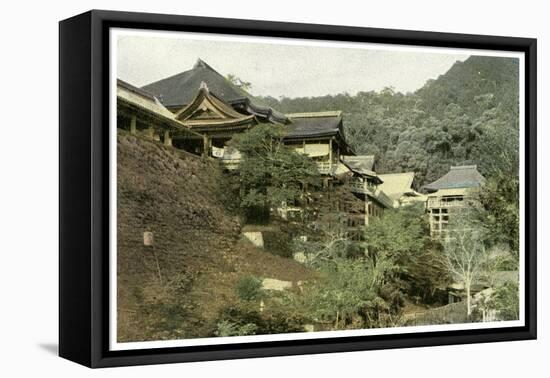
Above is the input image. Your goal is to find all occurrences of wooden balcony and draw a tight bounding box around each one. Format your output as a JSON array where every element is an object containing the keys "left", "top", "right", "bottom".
[
  {"left": 223, "top": 159, "right": 335, "bottom": 173},
  {"left": 349, "top": 179, "right": 376, "bottom": 195}
]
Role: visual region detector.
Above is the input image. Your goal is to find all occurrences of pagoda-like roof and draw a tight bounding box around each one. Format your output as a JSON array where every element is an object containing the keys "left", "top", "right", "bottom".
[
  {"left": 141, "top": 59, "right": 288, "bottom": 123},
  {"left": 341, "top": 155, "right": 376, "bottom": 177},
  {"left": 423, "top": 165, "right": 485, "bottom": 193},
  {"left": 173, "top": 83, "right": 256, "bottom": 133},
  {"left": 285, "top": 112, "right": 353, "bottom": 154}
]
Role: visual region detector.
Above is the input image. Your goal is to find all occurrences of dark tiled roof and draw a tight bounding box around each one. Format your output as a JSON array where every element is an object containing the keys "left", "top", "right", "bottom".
[
  {"left": 286, "top": 117, "right": 341, "bottom": 138},
  {"left": 141, "top": 59, "right": 287, "bottom": 123},
  {"left": 284, "top": 111, "right": 343, "bottom": 140},
  {"left": 341, "top": 155, "right": 376, "bottom": 175},
  {"left": 423, "top": 165, "right": 485, "bottom": 192}
]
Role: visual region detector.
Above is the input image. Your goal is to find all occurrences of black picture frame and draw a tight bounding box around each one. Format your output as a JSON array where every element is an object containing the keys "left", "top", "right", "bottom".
[{"left": 59, "top": 9, "right": 537, "bottom": 368}]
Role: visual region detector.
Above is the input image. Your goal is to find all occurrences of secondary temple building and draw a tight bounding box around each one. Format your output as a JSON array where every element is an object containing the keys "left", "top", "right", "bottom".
[{"left": 423, "top": 165, "right": 486, "bottom": 238}]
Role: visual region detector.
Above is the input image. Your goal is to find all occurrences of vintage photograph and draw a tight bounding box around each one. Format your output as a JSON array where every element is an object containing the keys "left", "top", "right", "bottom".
[{"left": 112, "top": 30, "right": 523, "bottom": 346}]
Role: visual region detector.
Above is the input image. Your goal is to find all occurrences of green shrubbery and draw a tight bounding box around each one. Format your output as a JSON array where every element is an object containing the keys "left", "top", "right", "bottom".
[
  {"left": 215, "top": 320, "right": 257, "bottom": 337},
  {"left": 262, "top": 230, "right": 293, "bottom": 258},
  {"left": 297, "top": 257, "right": 404, "bottom": 329},
  {"left": 213, "top": 305, "right": 305, "bottom": 336},
  {"left": 235, "top": 276, "right": 263, "bottom": 301},
  {"left": 492, "top": 281, "right": 520, "bottom": 320}
]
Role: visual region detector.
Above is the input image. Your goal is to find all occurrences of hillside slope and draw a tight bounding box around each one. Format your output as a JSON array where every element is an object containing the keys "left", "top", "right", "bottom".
[{"left": 117, "top": 130, "right": 313, "bottom": 342}]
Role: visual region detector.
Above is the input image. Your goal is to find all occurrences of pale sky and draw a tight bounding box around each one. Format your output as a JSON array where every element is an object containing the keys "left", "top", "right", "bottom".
[{"left": 116, "top": 33, "right": 469, "bottom": 98}]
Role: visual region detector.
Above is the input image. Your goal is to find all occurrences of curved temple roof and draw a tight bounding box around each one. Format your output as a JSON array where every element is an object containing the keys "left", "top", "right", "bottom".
[
  {"left": 141, "top": 59, "right": 288, "bottom": 124},
  {"left": 423, "top": 165, "right": 485, "bottom": 192}
]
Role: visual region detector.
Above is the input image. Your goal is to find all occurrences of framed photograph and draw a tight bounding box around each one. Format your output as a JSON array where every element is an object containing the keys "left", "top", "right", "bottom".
[{"left": 59, "top": 10, "right": 536, "bottom": 368}]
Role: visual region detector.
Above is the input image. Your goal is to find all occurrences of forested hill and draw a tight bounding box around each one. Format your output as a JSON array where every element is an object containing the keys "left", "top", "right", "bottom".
[
  {"left": 417, "top": 56, "right": 519, "bottom": 119},
  {"left": 258, "top": 56, "right": 519, "bottom": 187}
]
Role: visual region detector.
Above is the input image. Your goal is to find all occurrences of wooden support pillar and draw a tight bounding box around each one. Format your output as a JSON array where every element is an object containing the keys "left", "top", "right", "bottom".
[
  {"left": 328, "top": 138, "right": 333, "bottom": 171},
  {"left": 163, "top": 130, "right": 172, "bottom": 147},
  {"left": 428, "top": 209, "right": 435, "bottom": 237},
  {"left": 145, "top": 127, "right": 154, "bottom": 140},
  {"left": 365, "top": 199, "right": 370, "bottom": 227},
  {"left": 202, "top": 136, "right": 210, "bottom": 157},
  {"left": 364, "top": 179, "right": 370, "bottom": 227},
  {"left": 130, "top": 115, "right": 137, "bottom": 134}
]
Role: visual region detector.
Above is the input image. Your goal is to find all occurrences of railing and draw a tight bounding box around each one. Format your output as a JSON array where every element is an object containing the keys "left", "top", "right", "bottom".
[
  {"left": 349, "top": 179, "right": 376, "bottom": 195},
  {"left": 222, "top": 159, "right": 334, "bottom": 173},
  {"left": 427, "top": 198, "right": 467, "bottom": 209},
  {"left": 316, "top": 161, "right": 331, "bottom": 174}
]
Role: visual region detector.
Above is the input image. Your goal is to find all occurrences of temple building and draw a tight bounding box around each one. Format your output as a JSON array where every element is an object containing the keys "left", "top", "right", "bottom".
[
  {"left": 286, "top": 112, "right": 353, "bottom": 176},
  {"left": 118, "top": 58, "right": 415, "bottom": 231},
  {"left": 116, "top": 79, "right": 204, "bottom": 148},
  {"left": 339, "top": 155, "right": 393, "bottom": 227},
  {"left": 423, "top": 165, "right": 486, "bottom": 237},
  {"left": 171, "top": 83, "right": 257, "bottom": 156},
  {"left": 140, "top": 59, "right": 356, "bottom": 172},
  {"left": 140, "top": 59, "right": 287, "bottom": 157}
]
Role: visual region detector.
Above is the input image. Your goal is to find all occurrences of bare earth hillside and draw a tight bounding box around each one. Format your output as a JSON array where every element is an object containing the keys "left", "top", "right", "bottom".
[{"left": 116, "top": 130, "right": 313, "bottom": 342}]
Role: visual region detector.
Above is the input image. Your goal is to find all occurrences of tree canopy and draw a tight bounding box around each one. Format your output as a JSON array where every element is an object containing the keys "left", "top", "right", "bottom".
[
  {"left": 363, "top": 204, "right": 450, "bottom": 301},
  {"left": 228, "top": 123, "right": 320, "bottom": 221}
]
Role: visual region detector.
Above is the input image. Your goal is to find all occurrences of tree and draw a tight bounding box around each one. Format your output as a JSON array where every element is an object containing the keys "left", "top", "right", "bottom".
[
  {"left": 492, "top": 281, "right": 520, "bottom": 320},
  {"left": 297, "top": 257, "right": 401, "bottom": 329},
  {"left": 473, "top": 108, "right": 520, "bottom": 257},
  {"left": 291, "top": 212, "right": 357, "bottom": 268},
  {"left": 363, "top": 204, "right": 449, "bottom": 301},
  {"left": 440, "top": 211, "right": 489, "bottom": 317},
  {"left": 228, "top": 123, "right": 320, "bottom": 222},
  {"left": 226, "top": 74, "right": 252, "bottom": 91},
  {"left": 364, "top": 205, "right": 428, "bottom": 260},
  {"left": 476, "top": 175, "right": 519, "bottom": 259}
]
